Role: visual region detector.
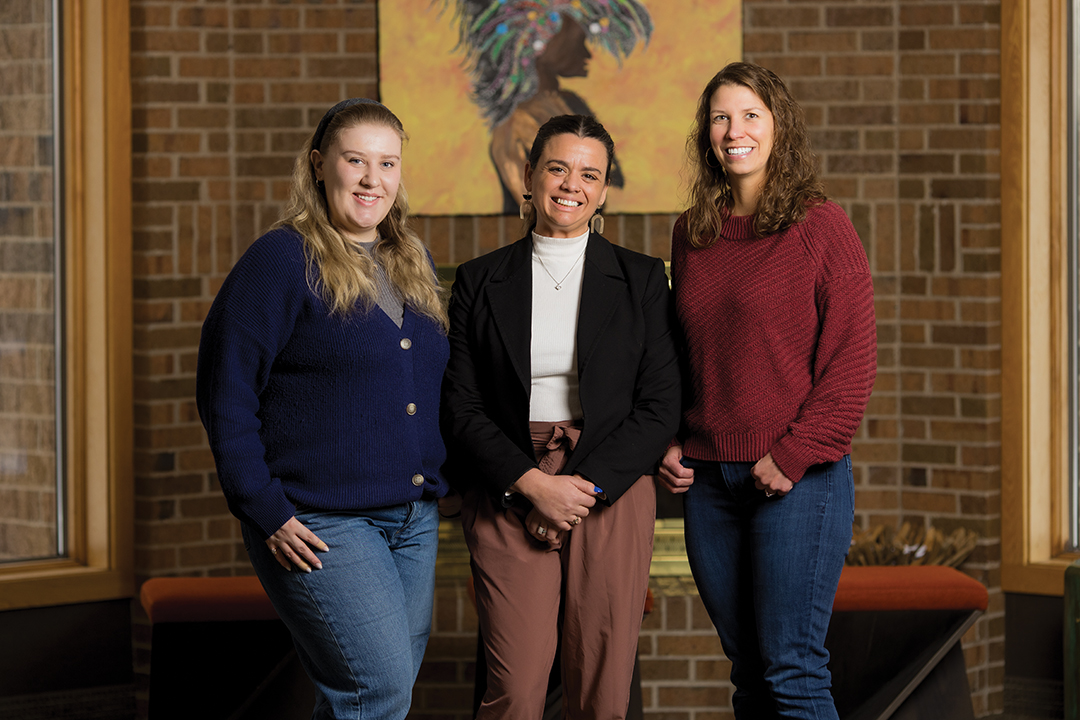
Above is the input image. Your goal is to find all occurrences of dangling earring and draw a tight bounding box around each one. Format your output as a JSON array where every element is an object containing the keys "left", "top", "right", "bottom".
[
  {"left": 590, "top": 208, "right": 605, "bottom": 235},
  {"left": 705, "top": 149, "right": 721, "bottom": 168},
  {"left": 519, "top": 194, "right": 533, "bottom": 221}
]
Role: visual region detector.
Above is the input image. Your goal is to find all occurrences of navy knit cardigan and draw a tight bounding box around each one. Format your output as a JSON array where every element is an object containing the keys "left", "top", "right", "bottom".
[{"left": 196, "top": 227, "right": 450, "bottom": 539}]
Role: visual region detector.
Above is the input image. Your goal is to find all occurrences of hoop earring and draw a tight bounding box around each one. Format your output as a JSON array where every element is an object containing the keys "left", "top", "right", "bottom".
[
  {"left": 590, "top": 209, "right": 605, "bottom": 235},
  {"left": 519, "top": 194, "right": 533, "bottom": 221},
  {"left": 316, "top": 179, "right": 325, "bottom": 189},
  {"left": 705, "top": 149, "right": 721, "bottom": 168}
]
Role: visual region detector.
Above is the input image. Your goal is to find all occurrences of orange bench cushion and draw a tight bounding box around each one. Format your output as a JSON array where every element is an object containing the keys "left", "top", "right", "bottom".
[
  {"left": 833, "top": 566, "right": 988, "bottom": 613},
  {"left": 141, "top": 576, "right": 279, "bottom": 623},
  {"left": 140, "top": 566, "right": 988, "bottom": 625}
]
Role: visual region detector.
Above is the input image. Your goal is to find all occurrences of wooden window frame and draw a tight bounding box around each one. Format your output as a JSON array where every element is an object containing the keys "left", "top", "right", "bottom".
[
  {"left": 1001, "top": 0, "right": 1076, "bottom": 597},
  {"left": 0, "top": 0, "right": 133, "bottom": 610}
]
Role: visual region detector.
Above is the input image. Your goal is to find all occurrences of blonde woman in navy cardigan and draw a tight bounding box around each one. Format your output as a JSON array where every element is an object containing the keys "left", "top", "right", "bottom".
[{"left": 196, "top": 99, "right": 448, "bottom": 720}]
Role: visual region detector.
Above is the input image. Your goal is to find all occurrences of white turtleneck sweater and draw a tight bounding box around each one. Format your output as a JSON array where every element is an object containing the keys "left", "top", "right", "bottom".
[{"left": 529, "top": 229, "right": 588, "bottom": 422}]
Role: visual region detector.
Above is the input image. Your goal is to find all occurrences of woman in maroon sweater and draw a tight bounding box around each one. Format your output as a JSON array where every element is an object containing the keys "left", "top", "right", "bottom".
[{"left": 658, "top": 62, "right": 877, "bottom": 719}]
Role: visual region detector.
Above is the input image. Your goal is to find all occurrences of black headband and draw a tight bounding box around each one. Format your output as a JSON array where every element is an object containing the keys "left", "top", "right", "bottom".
[{"left": 310, "top": 97, "right": 385, "bottom": 152}]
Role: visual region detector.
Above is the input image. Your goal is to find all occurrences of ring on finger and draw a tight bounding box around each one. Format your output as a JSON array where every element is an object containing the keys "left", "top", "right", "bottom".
[
  {"left": 570, "top": 516, "right": 581, "bottom": 526},
  {"left": 764, "top": 490, "right": 776, "bottom": 498},
  {"left": 537, "top": 526, "right": 547, "bottom": 536},
  {"left": 271, "top": 546, "right": 279, "bottom": 554}
]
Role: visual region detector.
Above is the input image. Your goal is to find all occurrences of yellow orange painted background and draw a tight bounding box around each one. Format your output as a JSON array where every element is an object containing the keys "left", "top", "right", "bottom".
[{"left": 380, "top": 0, "right": 740, "bottom": 215}]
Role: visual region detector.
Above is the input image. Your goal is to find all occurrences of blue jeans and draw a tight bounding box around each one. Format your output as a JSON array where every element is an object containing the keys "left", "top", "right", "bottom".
[
  {"left": 244, "top": 499, "right": 439, "bottom": 720},
  {"left": 683, "top": 456, "right": 854, "bottom": 720}
]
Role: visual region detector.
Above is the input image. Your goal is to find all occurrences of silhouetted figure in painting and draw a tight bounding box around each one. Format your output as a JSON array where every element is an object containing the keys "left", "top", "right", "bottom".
[{"left": 444, "top": 0, "right": 652, "bottom": 213}]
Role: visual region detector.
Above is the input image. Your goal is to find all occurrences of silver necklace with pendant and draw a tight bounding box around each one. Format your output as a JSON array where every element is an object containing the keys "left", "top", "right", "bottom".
[{"left": 534, "top": 246, "right": 586, "bottom": 290}]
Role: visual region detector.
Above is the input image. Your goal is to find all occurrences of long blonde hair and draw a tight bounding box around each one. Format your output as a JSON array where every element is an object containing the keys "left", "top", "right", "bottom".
[
  {"left": 684, "top": 62, "right": 825, "bottom": 246},
  {"left": 275, "top": 100, "right": 448, "bottom": 331}
]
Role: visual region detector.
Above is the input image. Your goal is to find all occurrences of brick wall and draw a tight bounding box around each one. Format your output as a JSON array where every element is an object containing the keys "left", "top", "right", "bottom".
[
  {"left": 0, "top": 0, "right": 58, "bottom": 562},
  {"left": 128, "top": 0, "right": 1003, "bottom": 717}
]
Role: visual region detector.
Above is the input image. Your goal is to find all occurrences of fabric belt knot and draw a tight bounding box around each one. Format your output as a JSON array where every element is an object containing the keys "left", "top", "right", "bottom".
[{"left": 537, "top": 424, "right": 582, "bottom": 476}]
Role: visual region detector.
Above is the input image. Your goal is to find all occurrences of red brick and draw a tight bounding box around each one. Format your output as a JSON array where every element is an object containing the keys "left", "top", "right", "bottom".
[
  {"left": 133, "top": 255, "right": 174, "bottom": 276},
  {"left": 135, "top": 520, "right": 204, "bottom": 545},
  {"left": 930, "top": 372, "right": 999, "bottom": 395},
  {"left": 308, "top": 57, "right": 377, "bottom": 79},
  {"left": 305, "top": 8, "right": 375, "bottom": 29},
  {"left": 179, "top": 157, "right": 229, "bottom": 177},
  {"left": 132, "top": 56, "right": 171, "bottom": 78},
  {"left": 179, "top": 543, "right": 234, "bottom": 568},
  {"left": 929, "top": 128, "right": 1000, "bottom": 150},
  {"left": 900, "top": 5, "right": 956, "bottom": 26},
  {"left": 232, "top": 9, "right": 301, "bottom": 30},
  {"left": 269, "top": 82, "right": 341, "bottom": 104},
  {"left": 344, "top": 32, "right": 377, "bottom": 54},
  {"left": 657, "top": 685, "right": 729, "bottom": 708},
  {"left": 901, "top": 490, "right": 958, "bottom": 514},
  {"left": 932, "top": 469, "right": 998, "bottom": 491},
  {"left": 861, "top": 32, "right": 896, "bottom": 53},
  {"left": 640, "top": 658, "right": 690, "bottom": 681},
  {"left": 901, "top": 54, "right": 959, "bottom": 76},
  {"left": 172, "top": 57, "right": 225, "bottom": 82},
  {"left": 825, "top": 55, "right": 894, "bottom": 76},
  {"left": 140, "top": 132, "right": 202, "bottom": 153},
  {"left": 231, "top": 33, "right": 264, "bottom": 55},
  {"left": 744, "top": 32, "right": 783, "bottom": 53},
  {"left": 176, "top": 7, "right": 229, "bottom": 28},
  {"left": 929, "top": 78, "right": 1001, "bottom": 101},
  {"left": 656, "top": 634, "right": 723, "bottom": 656},
  {"left": 901, "top": 443, "right": 957, "bottom": 465},
  {"left": 130, "top": 5, "right": 173, "bottom": 28},
  {"left": 134, "top": 80, "right": 202, "bottom": 104},
  {"left": 749, "top": 7, "right": 821, "bottom": 28},
  {"left": 789, "top": 32, "right": 858, "bottom": 53},
  {"left": 827, "top": 7, "right": 894, "bottom": 27},
  {"left": 928, "top": 28, "right": 998, "bottom": 51},
  {"left": 132, "top": 31, "right": 200, "bottom": 53},
  {"left": 234, "top": 58, "right": 302, "bottom": 79}
]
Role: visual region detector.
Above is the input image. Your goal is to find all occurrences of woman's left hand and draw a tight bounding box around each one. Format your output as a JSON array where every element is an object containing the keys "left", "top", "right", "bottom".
[
  {"left": 752, "top": 453, "right": 794, "bottom": 498},
  {"left": 525, "top": 508, "right": 563, "bottom": 549}
]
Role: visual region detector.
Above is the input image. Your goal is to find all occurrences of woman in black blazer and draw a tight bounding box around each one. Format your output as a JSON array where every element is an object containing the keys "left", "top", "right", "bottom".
[{"left": 441, "top": 114, "right": 681, "bottom": 719}]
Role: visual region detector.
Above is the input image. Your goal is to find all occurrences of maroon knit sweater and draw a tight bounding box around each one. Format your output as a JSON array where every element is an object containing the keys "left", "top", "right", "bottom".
[{"left": 671, "top": 201, "right": 877, "bottom": 482}]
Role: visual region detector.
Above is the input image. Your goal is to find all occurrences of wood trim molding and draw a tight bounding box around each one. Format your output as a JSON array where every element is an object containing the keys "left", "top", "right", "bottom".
[
  {"left": 1001, "top": 0, "right": 1074, "bottom": 597},
  {"left": 0, "top": 0, "right": 133, "bottom": 610}
]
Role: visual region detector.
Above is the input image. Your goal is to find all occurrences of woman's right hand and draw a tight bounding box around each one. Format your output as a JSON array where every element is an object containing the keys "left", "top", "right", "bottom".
[
  {"left": 511, "top": 468, "right": 597, "bottom": 531},
  {"left": 265, "top": 516, "right": 329, "bottom": 573},
  {"left": 657, "top": 445, "right": 695, "bottom": 494},
  {"left": 525, "top": 508, "right": 563, "bottom": 549}
]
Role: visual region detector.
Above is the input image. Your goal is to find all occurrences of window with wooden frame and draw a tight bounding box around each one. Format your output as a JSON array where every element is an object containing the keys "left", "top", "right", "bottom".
[
  {"left": 0, "top": 0, "right": 132, "bottom": 610},
  {"left": 1001, "top": 0, "right": 1077, "bottom": 597}
]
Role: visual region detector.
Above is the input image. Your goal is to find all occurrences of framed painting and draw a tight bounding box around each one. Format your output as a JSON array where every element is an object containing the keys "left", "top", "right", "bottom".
[{"left": 379, "top": 0, "right": 741, "bottom": 215}]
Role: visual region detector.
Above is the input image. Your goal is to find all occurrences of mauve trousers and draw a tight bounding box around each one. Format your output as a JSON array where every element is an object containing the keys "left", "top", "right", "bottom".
[{"left": 462, "top": 420, "right": 656, "bottom": 720}]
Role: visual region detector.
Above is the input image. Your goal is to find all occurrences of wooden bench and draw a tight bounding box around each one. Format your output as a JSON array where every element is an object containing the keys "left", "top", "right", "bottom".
[{"left": 140, "top": 565, "right": 987, "bottom": 720}]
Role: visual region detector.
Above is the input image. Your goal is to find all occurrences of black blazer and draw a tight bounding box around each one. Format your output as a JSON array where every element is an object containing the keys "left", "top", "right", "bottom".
[{"left": 441, "top": 233, "right": 681, "bottom": 505}]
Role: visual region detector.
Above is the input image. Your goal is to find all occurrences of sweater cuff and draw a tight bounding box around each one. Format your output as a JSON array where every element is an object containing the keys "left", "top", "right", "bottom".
[
  {"left": 245, "top": 492, "right": 299, "bottom": 541},
  {"left": 769, "top": 434, "right": 818, "bottom": 484}
]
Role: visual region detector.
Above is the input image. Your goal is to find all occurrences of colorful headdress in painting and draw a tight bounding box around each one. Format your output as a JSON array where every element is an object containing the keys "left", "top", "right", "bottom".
[{"left": 444, "top": 0, "right": 653, "bottom": 127}]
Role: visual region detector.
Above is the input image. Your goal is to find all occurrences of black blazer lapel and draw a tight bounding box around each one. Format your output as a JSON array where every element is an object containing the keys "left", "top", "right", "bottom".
[
  {"left": 577, "top": 233, "right": 626, "bottom": 379},
  {"left": 484, "top": 238, "right": 533, "bottom": 396}
]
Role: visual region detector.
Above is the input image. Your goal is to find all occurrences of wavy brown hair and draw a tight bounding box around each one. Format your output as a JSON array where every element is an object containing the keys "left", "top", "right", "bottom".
[
  {"left": 274, "top": 101, "right": 448, "bottom": 330},
  {"left": 683, "top": 62, "right": 825, "bottom": 247}
]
